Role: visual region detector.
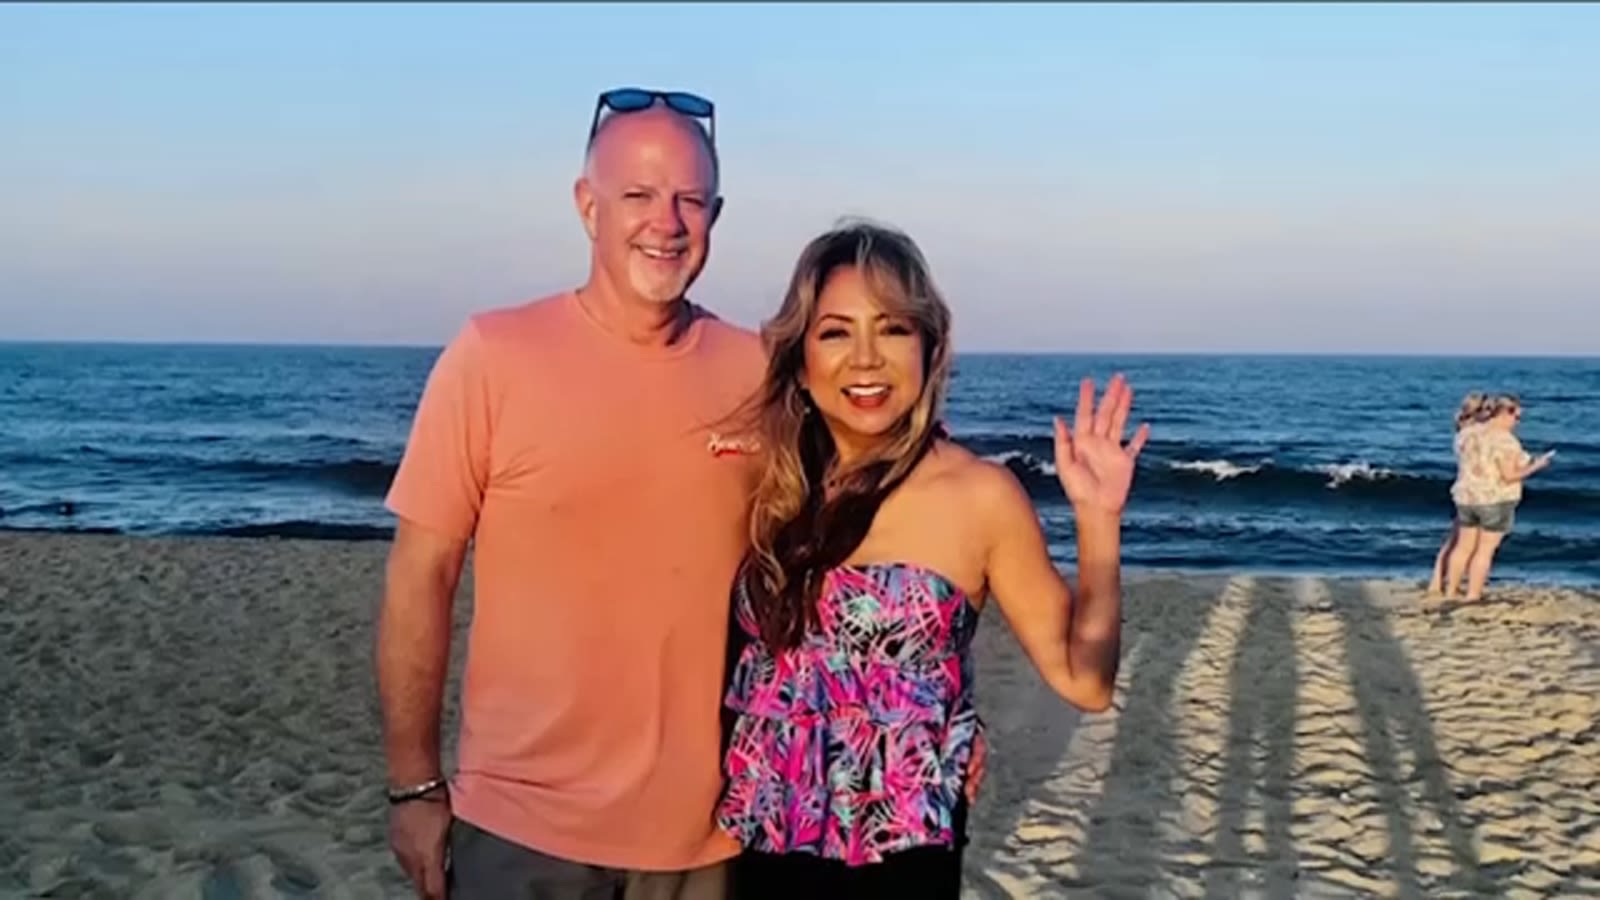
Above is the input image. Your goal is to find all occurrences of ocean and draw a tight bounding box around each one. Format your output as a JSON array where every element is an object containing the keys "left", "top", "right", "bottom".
[{"left": 2, "top": 343, "right": 1597, "bottom": 585}]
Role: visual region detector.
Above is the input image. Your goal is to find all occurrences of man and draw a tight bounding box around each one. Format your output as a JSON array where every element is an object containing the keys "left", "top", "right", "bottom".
[{"left": 376, "top": 88, "right": 765, "bottom": 899}]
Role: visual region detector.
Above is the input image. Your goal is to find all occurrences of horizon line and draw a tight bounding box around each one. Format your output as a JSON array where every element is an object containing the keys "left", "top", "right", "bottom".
[{"left": 2, "top": 337, "right": 1598, "bottom": 361}]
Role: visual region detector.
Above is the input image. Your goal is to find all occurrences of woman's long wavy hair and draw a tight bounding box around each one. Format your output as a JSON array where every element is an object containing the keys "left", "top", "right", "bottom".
[{"left": 741, "top": 219, "right": 954, "bottom": 651}]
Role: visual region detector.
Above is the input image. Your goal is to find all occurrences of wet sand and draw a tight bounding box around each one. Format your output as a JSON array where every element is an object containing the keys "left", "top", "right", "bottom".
[{"left": 1, "top": 533, "right": 1595, "bottom": 898}]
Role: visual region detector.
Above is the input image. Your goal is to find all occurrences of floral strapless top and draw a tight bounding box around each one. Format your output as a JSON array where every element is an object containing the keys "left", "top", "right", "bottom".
[{"left": 717, "top": 561, "right": 983, "bottom": 866}]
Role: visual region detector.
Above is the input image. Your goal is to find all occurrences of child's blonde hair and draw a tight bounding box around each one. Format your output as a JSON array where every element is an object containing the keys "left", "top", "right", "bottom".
[{"left": 1455, "top": 391, "right": 1487, "bottom": 429}]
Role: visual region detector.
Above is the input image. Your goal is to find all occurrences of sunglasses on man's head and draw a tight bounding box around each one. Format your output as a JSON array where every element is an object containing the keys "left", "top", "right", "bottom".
[{"left": 587, "top": 87, "right": 716, "bottom": 147}]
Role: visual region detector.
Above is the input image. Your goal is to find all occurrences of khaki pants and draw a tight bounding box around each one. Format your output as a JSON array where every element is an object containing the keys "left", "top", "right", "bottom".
[{"left": 446, "top": 818, "right": 728, "bottom": 900}]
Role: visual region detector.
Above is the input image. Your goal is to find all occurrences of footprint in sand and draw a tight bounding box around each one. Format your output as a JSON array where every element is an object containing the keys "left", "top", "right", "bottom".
[
  {"left": 189, "top": 842, "right": 323, "bottom": 900},
  {"left": 90, "top": 817, "right": 173, "bottom": 853},
  {"left": 261, "top": 847, "right": 322, "bottom": 896}
]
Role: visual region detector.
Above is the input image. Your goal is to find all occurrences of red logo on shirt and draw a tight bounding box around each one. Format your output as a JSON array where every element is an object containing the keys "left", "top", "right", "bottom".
[{"left": 707, "top": 432, "right": 760, "bottom": 457}]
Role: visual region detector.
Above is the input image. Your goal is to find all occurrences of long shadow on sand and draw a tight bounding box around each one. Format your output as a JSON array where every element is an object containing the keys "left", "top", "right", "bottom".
[
  {"left": 964, "top": 577, "right": 1230, "bottom": 897},
  {"left": 1068, "top": 577, "right": 1239, "bottom": 896},
  {"left": 960, "top": 609, "right": 1085, "bottom": 898},
  {"left": 1201, "top": 578, "right": 1300, "bottom": 897},
  {"left": 1327, "top": 580, "right": 1490, "bottom": 897}
]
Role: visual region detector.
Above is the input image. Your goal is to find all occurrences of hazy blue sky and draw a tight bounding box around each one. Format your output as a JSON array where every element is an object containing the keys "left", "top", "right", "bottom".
[{"left": 2, "top": 3, "right": 1597, "bottom": 352}]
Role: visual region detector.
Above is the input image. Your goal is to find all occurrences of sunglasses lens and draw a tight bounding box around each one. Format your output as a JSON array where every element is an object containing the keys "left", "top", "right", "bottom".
[
  {"left": 664, "top": 92, "right": 713, "bottom": 117},
  {"left": 602, "top": 88, "right": 656, "bottom": 112}
]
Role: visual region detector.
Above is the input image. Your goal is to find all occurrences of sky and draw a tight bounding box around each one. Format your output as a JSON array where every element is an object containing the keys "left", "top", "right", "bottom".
[{"left": 2, "top": 3, "right": 1598, "bottom": 354}]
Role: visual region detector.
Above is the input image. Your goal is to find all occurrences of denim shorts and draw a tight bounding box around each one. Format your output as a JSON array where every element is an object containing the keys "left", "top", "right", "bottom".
[{"left": 1456, "top": 501, "right": 1516, "bottom": 533}]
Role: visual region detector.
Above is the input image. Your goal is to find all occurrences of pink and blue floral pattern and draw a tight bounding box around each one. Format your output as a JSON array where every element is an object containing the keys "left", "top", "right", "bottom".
[{"left": 717, "top": 562, "right": 983, "bottom": 866}]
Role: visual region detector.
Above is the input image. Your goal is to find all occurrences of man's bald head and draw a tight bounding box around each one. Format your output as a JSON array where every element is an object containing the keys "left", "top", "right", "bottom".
[
  {"left": 583, "top": 105, "right": 720, "bottom": 193},
  {"left": 573, "top": 103, "right": 724, "bottom": 312}
]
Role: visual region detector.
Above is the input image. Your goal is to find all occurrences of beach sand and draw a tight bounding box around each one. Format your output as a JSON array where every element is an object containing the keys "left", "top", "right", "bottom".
[{"left": 2, "top": 533, "right": 1595, "bottom": 898}]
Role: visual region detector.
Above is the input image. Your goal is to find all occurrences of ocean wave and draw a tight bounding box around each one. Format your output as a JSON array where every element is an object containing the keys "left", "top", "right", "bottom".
[
  {"left": 1170, "top": 458, "right": 1270, "bottom": 481},
  {"left": 1175, "top": 458, "right": 1401, "bottom": 489},
  {"left": 139, "top": 457, "right": 400, "bottom": 497},
  {"left": 223, "top": 459, "right": 398, "bottom": 496},
  {"left": 985, "top": 448, "right": 1600, "bottom": 517},
  {"left": 1313, "top": 461, "right": 1398, "bottom": 487},
  {"left": 4, "top": 448, "right": 400, "bottom": 498},
  {"left": 121, "top": 457, "right": 403, "bottom": 496},
  {"left": 0, "top": 499, "right": 94, "bottom": 519},
  {"left": 205, "top": 521, "right": 394, "bottom": 540},
  {"left": 984, "top": 449, "right": 1057, "bottom": 477}
]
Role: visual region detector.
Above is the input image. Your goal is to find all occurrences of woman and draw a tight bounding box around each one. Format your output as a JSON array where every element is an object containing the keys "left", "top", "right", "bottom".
[
  {"left": 1441, "top": 393, "right": 1555, "bottom": 601},
  {"left": 1427, "top": 391, "right": 1488, "bottom": 595},
  {"left": 716, "top": 219, "right": 1149, "bottom": 897}
]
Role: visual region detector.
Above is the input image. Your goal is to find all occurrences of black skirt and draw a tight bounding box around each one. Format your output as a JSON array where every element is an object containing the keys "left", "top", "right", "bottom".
[{"left": 729, "top": 800, "right": 969, "bottom": 900}]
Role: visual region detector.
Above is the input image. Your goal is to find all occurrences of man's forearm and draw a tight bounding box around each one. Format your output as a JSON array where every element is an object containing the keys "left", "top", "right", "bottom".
[
  {"left": 376, "top": 572, "right": 457, "bottom": 785},
  {"left": 1069, "top": 509, "right": 1124, "bottom": 686}
]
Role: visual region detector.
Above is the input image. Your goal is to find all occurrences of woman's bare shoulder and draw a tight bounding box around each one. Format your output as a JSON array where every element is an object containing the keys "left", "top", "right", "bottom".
[{"left": 924, "top": 440, "right": 1036, "bottom": 513}]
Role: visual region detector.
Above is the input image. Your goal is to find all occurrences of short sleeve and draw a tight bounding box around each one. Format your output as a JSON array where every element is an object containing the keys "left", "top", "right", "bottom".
[{"left": 385, "top": 320, "right": 494, "bottom": 541}]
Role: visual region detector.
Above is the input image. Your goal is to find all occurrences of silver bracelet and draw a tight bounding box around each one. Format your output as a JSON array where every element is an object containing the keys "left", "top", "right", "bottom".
[{"left": 386, "top": 776, "right": 448, "bottom": 805}]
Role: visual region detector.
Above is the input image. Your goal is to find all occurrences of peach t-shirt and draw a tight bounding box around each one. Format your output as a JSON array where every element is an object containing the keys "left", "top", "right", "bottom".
[{"left": 386, "top": 292, "right": 764, "bottom": 870}]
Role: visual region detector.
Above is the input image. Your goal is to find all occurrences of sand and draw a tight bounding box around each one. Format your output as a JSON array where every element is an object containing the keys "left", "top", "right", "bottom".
[
  {"left": 964, "top": 572, "right": 1600, "bottom": 899},
  {"left": 1, "top": 533, "right": 1595, "bottom": 898}
]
